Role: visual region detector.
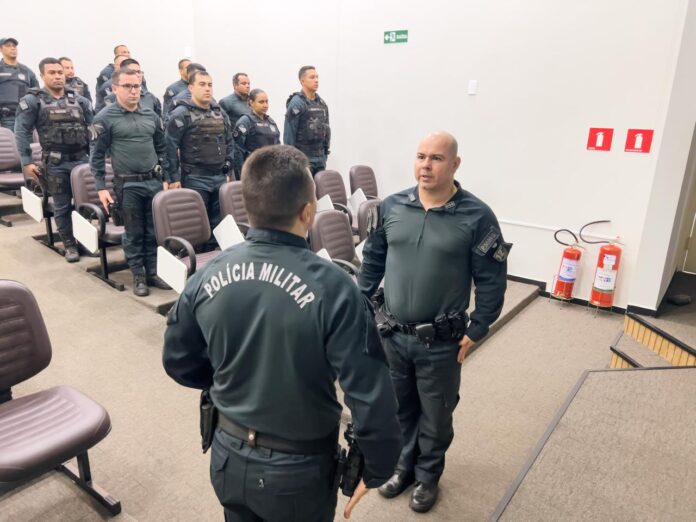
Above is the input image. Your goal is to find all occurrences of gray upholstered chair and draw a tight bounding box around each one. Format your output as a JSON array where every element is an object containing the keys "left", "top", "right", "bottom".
[
  {"left": 356, "top": 198, "right": 382, "bottom": 242},
  {"left": 309, "top": 209, "right": 359, "bottom": 276},
  {"left": 349, "top": 165, "right": 378, "bottom": 199},
  {"left": 219, "top": 181, "right": 250, "bottom": 236}
]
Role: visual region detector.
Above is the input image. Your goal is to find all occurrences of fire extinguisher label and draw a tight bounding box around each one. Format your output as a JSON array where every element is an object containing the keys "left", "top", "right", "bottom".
[
  {"left": 593, "top": 268, "right": 617, "bottom": 292},
  {"left": 558, "top": 259, "right": 578, "bottom": 282},
  {"left": 603, "top": 254, "right": 617, "bottom": 268}
]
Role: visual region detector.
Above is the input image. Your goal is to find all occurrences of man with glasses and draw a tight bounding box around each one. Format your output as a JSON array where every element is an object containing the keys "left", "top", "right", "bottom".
[
  {"left": 90, "top": 68, "right": 176, "bottom": 296},
  {"left": 97, "top": 59, "right": 160, "bottom": 116}
]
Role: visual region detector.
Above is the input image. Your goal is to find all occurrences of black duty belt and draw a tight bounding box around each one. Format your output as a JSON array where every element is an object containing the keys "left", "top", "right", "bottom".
[
  {"left": 42, "top": 150, "right": 87, "bottom": 163},
  {"left": 380, "top": 310, "right": 468, "bottom": 347},
  {"left": 115, "top": 169, "right": 161, "bottom": 182},
  {"left": 217, "top": 414, "right": 338, "bottom": 455}
]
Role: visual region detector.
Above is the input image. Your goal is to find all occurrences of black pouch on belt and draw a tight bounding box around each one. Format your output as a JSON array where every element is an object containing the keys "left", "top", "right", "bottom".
[{"left": 200, "top": 390, "right": 218, "bottom": 453}]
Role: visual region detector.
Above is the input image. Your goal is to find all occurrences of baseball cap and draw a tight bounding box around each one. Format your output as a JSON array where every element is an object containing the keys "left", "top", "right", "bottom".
[{"left": 0, "top": 37, "right": 19, "bottom": 46}]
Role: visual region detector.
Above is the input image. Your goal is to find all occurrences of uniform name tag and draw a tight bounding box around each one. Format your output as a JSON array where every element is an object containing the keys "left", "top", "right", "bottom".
[{"left": 476, "top": 226, "right": 500, "bottom": 255}]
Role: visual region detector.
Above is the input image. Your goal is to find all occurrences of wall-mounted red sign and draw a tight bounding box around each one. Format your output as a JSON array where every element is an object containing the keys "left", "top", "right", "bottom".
[
  {"left": 625, "top": 129, "right": 653, "bottom": 153},
  {"left": 587, "top": 128, "right": 613, "bottom": 151}
]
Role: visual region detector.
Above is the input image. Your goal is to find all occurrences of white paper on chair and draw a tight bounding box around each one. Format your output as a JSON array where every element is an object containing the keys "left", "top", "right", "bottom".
[
  {"left": 316, "top": 248, "right": 332, "bottom": 260},
  {"left": 71, "top": 211, "right": 99, "bottom": 254},
  {"left": 21, "top": 186, "right": 44, "bottom": 223},
  {"left": 348, "top": 188, "right": 367, "bottom": 216},
  {"left": 157, "top": 246, "right": 188, "bottom": 294},
  {"left": 355, "top": 240, "right": 366, "bottom": 263},
  {"left": 316, "top": 194, "right": 333, "bottom": 213},
  {"left": 213, "top": 214, "right": 245, "bottom": 250}
]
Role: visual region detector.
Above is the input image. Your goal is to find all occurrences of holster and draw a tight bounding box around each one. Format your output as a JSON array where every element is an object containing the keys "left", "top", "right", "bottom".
[
  {"left": 333, "top": 423, "right": 364, "bottom": 497},
  {"left": 200, "top": 389, "right": 218, "bottom": 454},
  {"left": 110, "top": 176, "right": 125, "bottom": 226}
]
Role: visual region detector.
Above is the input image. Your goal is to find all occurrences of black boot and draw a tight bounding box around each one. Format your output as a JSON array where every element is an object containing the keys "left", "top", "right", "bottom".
[
  {"left": 409, "top": 482, "right": 439, "bottom": 513},
  {"left": 63, "top": 239, "right": 80, "bottom": 263},
  {"left": 378, "top": 471, "right": 415, "bottom": 499},
  {"left": 133, "top": 272, "right": 149, "bottom": 297},
  {"left": 146, "top": 274, "right": 171, "bottom": 290}
]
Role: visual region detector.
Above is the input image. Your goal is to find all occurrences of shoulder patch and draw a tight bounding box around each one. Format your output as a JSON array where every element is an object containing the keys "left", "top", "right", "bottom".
[
  {"left": 493, "top": 241, "right": 512, "bottom": 262},
  {"left": 19, "top": 99, "right": 28, "bottom": 111},
  {"left": 476, "top": 226, "right": 501, "bottom": 255},
  {"left": 88, "top": 123, "right": 105, "bottom": 141},
  {"left": 237, "top": 124, "right": 247, "bottom": 134},
  {"left": 167, "top": 89, "right": 174, "bottom": 97},
  {"left": 174, "top": 118, "right": 184, "bottom": 128},
  {"left": 291, "top": 106, "right": 300, "bottom": 116}
]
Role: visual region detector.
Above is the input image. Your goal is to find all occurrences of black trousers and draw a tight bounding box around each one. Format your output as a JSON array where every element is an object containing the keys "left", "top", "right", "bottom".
[
  {"left": 383, "top": 332, "right": 461, "bottom": 485},
  {"left": 210, "top": 428, "right": 339, "bottom": 522}
]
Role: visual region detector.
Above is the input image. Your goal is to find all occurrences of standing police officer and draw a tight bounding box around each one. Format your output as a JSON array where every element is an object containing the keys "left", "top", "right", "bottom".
[
  {"left": 163, "top": 144, "right": 402, "bottom": 521},
  {"left": 233, "top": 88, "right": 280, "bottom": 176},
  {"left": 0, "top": 37, "right": 39, "bottom": 130},
  {"left": 98, "top": 60, "right": 161, "bottom": 117},
  {"left": 59, "top": 57, "right": 92, "bottom": 104},
  {"left": 95, "top": 44, "right": 129, "bottom": 109},
  {"left": 162, "top": 58, "right": 191, "bottom": 116},
  {"left": 219, "top": 72, "right": 251, "bottom": 127},
  {"left": 91, "top": 68, "right": 174, "bottom": 297},
  {"left": 166, "top": 62, "right": 207, "bottom": 119},
  {"left": 14, "top": 57, "right": 93, "bottom": 263},
  {"left": 358, "top": 131, "right": 509, "bottom": 513},
  {"left": 165, "top": 70, "right": 233, "bottom": 241},
  {"left": 284, "top": 65, "right": 330, "bottom": 175}
]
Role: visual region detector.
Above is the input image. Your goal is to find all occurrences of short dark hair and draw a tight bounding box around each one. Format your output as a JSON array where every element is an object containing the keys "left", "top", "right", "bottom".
[
  {"left": 242, "top": 145, "right": 314, "bottom": 230},
  {"left": 186, "top": 62, "right": 206, "bottom": 83},
  {"left": 58, "top": 56, "right": 72, "bottom": 64},
  {"left": 120, "top": 58, "right": 139, "bottom": 69},
  {"left": 298, "top": 65, "right": 315, "bottom": 81},
  {"left": 248, "top": 89, "right": 265, "bottom": 102},
  {"left": 177, "top": 58, "right": 191, "bottom": 70},
  {"left": 111, "top": 68, "right": 139, "bottom": 86},
  {"left": 113, "top": 44, "right": 127, "bottom": 56},
  {"left": 38, "top": 57, "right": 62, "bottom": 74},
  {"left": 232, "top": 73, "right": 248, "bottom": 85},
  {"left": 188, "top": 70, "right": 210, "bottom": 84}
]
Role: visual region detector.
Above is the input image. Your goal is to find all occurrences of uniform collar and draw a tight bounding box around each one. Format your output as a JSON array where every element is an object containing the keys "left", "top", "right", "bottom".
[
  {"left": 113, "top": 101, "right": 144, "bottom": 114},
  {"left": 406, "top": 180, "right": 463, "bottom": 213},
  {"left": 246, "top": 228, "right": 310, "bottom": 249}
]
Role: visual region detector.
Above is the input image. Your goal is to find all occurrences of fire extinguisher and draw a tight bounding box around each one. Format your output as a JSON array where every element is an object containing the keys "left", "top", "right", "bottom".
[
  {"left": 580, "top": 220, "right": 623, "bottom": 308},
  {"left": 552, "top": 229, "right": 583, "bottom": 300}
]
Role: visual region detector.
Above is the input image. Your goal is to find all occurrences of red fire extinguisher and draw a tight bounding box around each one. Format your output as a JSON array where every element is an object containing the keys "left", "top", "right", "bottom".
[
  {"left": 580, "top": 221, "right": 622, "bottom": 308},
  {"left": 552, "top": 229, "right": 583, "bottom": 300}
]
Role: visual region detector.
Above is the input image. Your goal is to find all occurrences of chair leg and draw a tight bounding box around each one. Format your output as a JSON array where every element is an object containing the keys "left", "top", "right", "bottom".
[
  {"left": 0, "top": 216, "right": 12, "bottom": 227},
  {"left": 58, "top": 452, "right": 121, "bottom": 516},
  {"left": 85, "top": 243, "right": 127, "bottom": 291}
]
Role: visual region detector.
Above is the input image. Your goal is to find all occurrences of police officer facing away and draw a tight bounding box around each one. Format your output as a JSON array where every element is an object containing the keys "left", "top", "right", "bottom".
[
  {"left": 99, "top": 59, "right": 161, "bottom": 117},
  {"left": 91, "top": 68, "right": 175, "bottom": 296},
  {"left": 58, "top": 57, "right": 92, "bottom": 104},
  {"left": 95, "top": 44, "right": 129, "bottom": 109},
  {"left": 233, "top": 88, "right": 280, "bottom": 175},
  {"left": 165, "top": 70, "right": 234, "bottom": 239},
  {"left": 284, "top": 65, "right": 330, "bottom": 175},
  {"left": 358, "top": 132, "right": 509, "bottom": 513},
  {"left": 163, "top": 145, "right": 402, "bottom": 521},
  {"left": 219, "top": 72, "right": 251, "bottom": 127},
  {"left": 0, "top": 37, "right": 39, "bottom": 130},
  {"left": 162, "top": 58, "right": 191, "bottom": 116},
  {"left": 14, "top": 57, "right": 93, "bottom": 263}
]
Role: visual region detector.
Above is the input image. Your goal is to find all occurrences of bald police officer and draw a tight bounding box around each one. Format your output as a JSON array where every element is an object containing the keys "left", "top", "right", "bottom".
[
  {"left": 162, "top": 58, "right": 191, "bottom": 116},
  {"left": 0, "top": 37, "right": 39, "bottom": 130},
  {"left": 284, "top": 65, "right": 330, "bottom": 175},
  {"left": 163, "top": 144, "right": 402, "bottom": 521},
  {"left": 358, "top": 131, "right": 509, "bottom": 513},
  {"left": 95, "top": 44, "right": 129, "bottom": 109},
  {"left": 15, "top": 57, "right": 93, "bottom": 262}
]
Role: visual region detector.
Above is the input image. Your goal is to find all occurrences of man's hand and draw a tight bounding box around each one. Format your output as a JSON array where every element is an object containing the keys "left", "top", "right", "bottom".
[
  {"left": 97, "top": 189, "right": 113, "bottom": 212},
  {"left": 457, "top": 335, "right": 475, "bottom": 363},
  {"left": 23, "top": 164, "right": 41, "bottom": 177},
  {"left": 344, "top": 479, "right": 369, "bottom": 519}
]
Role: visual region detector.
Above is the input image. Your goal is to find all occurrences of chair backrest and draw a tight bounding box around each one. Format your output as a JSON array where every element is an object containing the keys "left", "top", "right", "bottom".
[
  {"left": 152, "top": 188, "right": 211, "bottom": 247},
  {"left": 357, "top": 198, "right": 382, "bottom": 242},
  {"left": 219, "top": 181, "right": 249, "bottom": 224},
  {"left": 349, "top": 165, "right": 378, "bottom": 198},
  {"left": 70, "top": 163, "right": 116, "bottom": 207},
  {"left": 314, "top": 170, "right": 347, "bottom": 206},
  {"left": 0, "top": 128, "right": 21, "bottom": 172},
  {"left": 0, "top": 280, "right": 52, "bottom": 390},
  {"left": 310, "top": 209, "right": 356, "bottom": 262}
]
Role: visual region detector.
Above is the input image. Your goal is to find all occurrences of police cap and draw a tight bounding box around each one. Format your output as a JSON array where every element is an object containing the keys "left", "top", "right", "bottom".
[{"left": 0, "top": 37, "right": 19, "bottom": 46}]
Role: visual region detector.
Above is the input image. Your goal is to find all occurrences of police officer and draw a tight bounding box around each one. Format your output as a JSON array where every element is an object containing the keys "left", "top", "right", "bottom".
[
  {"left": 165, "top": 70, "right": 233, "bottom": 241},
  {"left": 163, "top": 144, "right": 402, "bottom": 521},
  {"left": 162, "top": 58, "right": 191, "bottom": 116},
  {"left": 58, "top": 57, "right": 92, "bottom": 104},
  {"left": 233, "top": 88, "right": 280, "bottom": 176},
  {"left": 98, "top": 60, "right": 161, "bottom": 117},
  {"left": 166, "top": 62, "right": 207, "bottom": 118},
  {"left": 284, "top": 65, "right": 330, "bottom": 175},
  {"left": 91, "top": 68, "right": 175, "bottom": 297},
  {"left": 14, "top": 57, "right": 93, "bottom": 263},
  {"left": 95, "top": 44, "right": 129, "bottom": 109},
  {"left": 0, "top": 37, "right": 39, "bottom": 130},
  {"left": 219, "top": 72, "right": 251, "bottom": 127},
  {"left": 94, "top": 54, "right": 128, "bottom": 112},
  {"left": 358, "top": 131, "right": 509, "bottom": 513}
]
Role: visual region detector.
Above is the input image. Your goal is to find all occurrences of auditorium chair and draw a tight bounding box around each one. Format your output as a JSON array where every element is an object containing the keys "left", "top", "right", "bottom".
[
  {"left": 348, "top": 165, "right": 378, "bottom": 199},
  {"left": 356, "top": 197, "right": 382, "bottom": 242},
  {"left": 0, "top": 128, "right": 25, "bottom": 226},
  {"left": 219, "top": 181, "right": 250, "bottom": 236},
  {"left": 0, "top": 279, "right": 121, "bottom": 516},
  {"left": 309, "top": 209, "right": 359, "bottom": 276}
]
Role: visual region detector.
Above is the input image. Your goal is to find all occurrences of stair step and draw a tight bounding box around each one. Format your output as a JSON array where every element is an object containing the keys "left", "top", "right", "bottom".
[
  {"left": 610, "top": 333, "right": 672, "bottom": 368},
  {"left": 623, "top": 313, "right": 696, "bottom": 367}
]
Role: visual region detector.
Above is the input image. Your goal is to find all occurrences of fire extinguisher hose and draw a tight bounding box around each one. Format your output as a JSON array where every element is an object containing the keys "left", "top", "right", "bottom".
[
  {"left": 578, "top": 220, "right": 612, "bottom": 244},
  {"left": 553, "top": 228, "right": 579, "bottom": 247}
]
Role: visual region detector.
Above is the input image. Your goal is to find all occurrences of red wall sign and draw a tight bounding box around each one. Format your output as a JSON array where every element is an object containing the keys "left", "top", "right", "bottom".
[
  {"left": 625, "top": 129, "right": 654, "bottom": 153},
  {"left": 587, "top": 128, "right": 613, "bottom": 151}
]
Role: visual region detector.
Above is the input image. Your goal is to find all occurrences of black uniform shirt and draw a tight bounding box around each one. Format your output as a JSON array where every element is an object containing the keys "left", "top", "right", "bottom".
[{"left": 163, "top": 228, "right": 402, "bottom": 487}]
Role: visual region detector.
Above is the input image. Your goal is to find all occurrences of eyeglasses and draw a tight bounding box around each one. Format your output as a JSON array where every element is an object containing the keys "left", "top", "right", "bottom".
[{"left": 115, "top": 83, "right": 141, "bottom": 91}]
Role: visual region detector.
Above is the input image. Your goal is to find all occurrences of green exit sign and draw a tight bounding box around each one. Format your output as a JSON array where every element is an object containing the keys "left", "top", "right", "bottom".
[{"left": 384, "top": 30, "right": 408, "bottom": 44}]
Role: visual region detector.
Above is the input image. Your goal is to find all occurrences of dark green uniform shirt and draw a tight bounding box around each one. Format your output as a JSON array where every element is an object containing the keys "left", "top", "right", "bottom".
[
  {"left": 90, "top": 102, "right": 170, "bottom": 190},
  {"left": 219, "top": 92, "right": 250, "bottom": 127},
  {"left": 163, "top": 228, "right": 402, "bottom": 487},
  {"left": 358, "top": 183, "right": 509, "bottom": 342}
]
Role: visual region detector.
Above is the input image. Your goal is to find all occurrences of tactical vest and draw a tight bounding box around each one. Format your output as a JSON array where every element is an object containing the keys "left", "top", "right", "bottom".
[
  {"left": 286, "top": 92, "right": 328, "bottom": 155},
  {"left": 243, "top": 113, "right": 280, "bottom": 153},
  {"left": 34, "top": 89, "right": 89, "bottom": 153},
  {"left": 181, "top": 106, "right": 226, "bottom": 169},
  {"left": 66, "top": 77, "right": 87, "bottom": 98},
  {"left": 0, "top": 62, "right": 32, "bottom": 107}
]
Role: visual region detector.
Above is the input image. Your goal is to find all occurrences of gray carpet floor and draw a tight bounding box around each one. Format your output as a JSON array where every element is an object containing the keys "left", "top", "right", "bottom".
[{"left": 1, "top": 215, "right": 624, "bottom": 521}]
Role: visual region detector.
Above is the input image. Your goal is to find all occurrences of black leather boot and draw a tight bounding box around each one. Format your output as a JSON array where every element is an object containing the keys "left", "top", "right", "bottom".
[
  {"left": 133, "top": 272, "right": 149, "bottom": 297},
  {"left": 409, "top": 482, "right": 439, "bottom": 513},
  {"left": 378, "top": 471, "right": 414, "bottom": 499}
]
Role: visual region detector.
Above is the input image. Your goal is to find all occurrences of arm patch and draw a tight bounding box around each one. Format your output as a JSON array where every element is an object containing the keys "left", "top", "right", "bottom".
[
  {"left": 475, "top": 226, "right": 500, "bottom": 255},
  {"left": 18, "top": 100, "right": 28, "bottom": 111},
  {"left": 88, "top": 123, "right": 105, "bottom": 141},
  {"left": 493, "top": 241, "right": 512, "bottom": 262}
]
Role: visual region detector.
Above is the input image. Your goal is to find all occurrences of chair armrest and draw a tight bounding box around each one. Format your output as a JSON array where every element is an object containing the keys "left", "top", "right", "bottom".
[
  {"left": 333, "top": 202, "right": 353, "bottom": 224},
  {"left": 331, "top": 258, "right": 359, "bottom": 277},
  {"left": 164, "top": 236, "right": 197, "bottom": 275},
  {"left": 366, "top": 195, "right": 378, "bottom": 200},
  {"left": 78, "top": 202, "right": 107, "bottom": 238}
]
